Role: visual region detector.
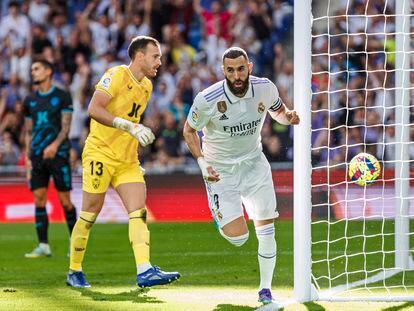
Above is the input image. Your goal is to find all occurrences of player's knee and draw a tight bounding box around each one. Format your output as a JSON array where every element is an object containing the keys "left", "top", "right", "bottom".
[
  {"left": 219, "top": 230, "right": 249, "bottom": 247},
  {"left": 33, "top": 194, "right": 47, "bottom": 206}
]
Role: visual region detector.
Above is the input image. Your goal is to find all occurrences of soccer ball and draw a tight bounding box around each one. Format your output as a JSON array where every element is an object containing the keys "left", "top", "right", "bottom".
[{"left": 348, "top": 152, "right": 381, "bottom": 186}]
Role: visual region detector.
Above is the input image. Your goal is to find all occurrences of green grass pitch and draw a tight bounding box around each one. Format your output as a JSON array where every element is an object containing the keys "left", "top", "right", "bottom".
[{"left": 1, "top": 221, "right": 414, "bottom": 311}]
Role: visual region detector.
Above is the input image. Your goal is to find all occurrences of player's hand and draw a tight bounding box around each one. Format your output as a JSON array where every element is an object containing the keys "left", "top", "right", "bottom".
[
  {"left": 129, "top": 123, "right": 155, "bottom": 147},
  {"left": 113, "top": 117, "right": 155, "bottom": 147},
  {"left": 286, "top": 110, "right": 300, "bottom": 125},
  {"left": 197, "top": 157, "right": 220, "bottom": 183},
  {"left": 43, "top": 143, "right": 58, "bottom": 159},
  {"left": 25, "top": 157, "right": 32, "bottom": 180}
]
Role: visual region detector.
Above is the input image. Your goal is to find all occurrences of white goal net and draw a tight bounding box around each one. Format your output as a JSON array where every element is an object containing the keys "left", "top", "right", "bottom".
[{"left": 294, "top": 0, "right": 414, "bottom": 302}]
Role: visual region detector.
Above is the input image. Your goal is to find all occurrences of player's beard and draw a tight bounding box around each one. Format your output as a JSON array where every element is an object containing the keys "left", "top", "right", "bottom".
[
  {"left": 225, "top": 74, "right": 250, "bottom": 97},
  {"left": 32, "top": 77, "right": 45, "bottom": 85}
]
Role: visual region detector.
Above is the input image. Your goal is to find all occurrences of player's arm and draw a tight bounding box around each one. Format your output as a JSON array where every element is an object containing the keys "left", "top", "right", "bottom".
[
  {"left": 43, "top": 113, "right": 72, "bottom": 159},
  {"left": 268, "top": 103, "right": 300, "bottom": 125},
  {"left": 193, "top": 0, "right": 204, "bottom": 15},
  {"left": 183, "top": 121, "right": 203, "bottom": 159},
  {"left": 183, "top": 93, "right": 219, "bottom": 182},
  {"left": 88, "top": 90, "right": 116, "bottom": 127},
  {"left": 267, "top": 82, "right": 300, "bottom": 125},
  {"left": 24, "top": 118, "right": 32, "bottom": 155},
  {"left": 24, "top": 117, "right": 33, "bottom": 178},
  {"left": 88, "top": 90, "right": 155, "bottom": 146},
  {"left": 183, "top": 122, "right": 220, "bottom": 183}
]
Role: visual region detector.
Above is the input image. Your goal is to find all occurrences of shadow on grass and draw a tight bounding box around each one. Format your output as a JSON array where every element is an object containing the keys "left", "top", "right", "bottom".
[
  {"left": 304, "top": 301, "right": 326, "bottom": 311},
  {"left": 75, "top": 287, "right": 164, "bottom": 304},
  {"left": 213, "top": 304, "right": 255, "bottom": 311},
  {"left": 382, "top": 302, "right": 414, "bottom": 311}
]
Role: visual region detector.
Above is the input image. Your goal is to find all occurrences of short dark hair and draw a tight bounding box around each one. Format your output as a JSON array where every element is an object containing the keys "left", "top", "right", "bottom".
[
  {"left": 8, "top": 1, "right": 19, "bottom": 8},
  {"left": 128, "top": 36, "right": 160, "bottom": 60},
  {"left": 222, "top": 47, "right": 249, "bottom": 63},
  {"left": 33, "top": 59, "right": 54, "bottom": 75}
]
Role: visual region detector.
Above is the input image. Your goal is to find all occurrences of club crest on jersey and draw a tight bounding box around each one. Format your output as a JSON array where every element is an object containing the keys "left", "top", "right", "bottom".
[
  {"left": 217, "top": 101, "right": 227, "bottom": 113},
  {"left": 92, "top": 177, "right": 100, "bottom": 190},
  {"left": 258, "top": 102, "right": 265, "bottom": 113},
  {"left": 100, "top": 77, "right": 112, "bottom": 90},
  {"left": 191, "top": 110, "right": 199, "bottom": 123},
  {"left": 51, "top": 97, "right": 60, "bottom": 107}
]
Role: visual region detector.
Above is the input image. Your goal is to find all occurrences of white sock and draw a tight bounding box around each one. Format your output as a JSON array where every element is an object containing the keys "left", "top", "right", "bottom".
[
  {"left": 255, "top": 223, "right": 276, "bottom": 291},
  {"left": 137, "top": 262, "right": 152, "bottom": 274}
]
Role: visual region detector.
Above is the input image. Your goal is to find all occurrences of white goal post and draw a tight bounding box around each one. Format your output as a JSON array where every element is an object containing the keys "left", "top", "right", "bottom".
[{"left": 294, "top": 0, "right": 414, "bottom": 302}]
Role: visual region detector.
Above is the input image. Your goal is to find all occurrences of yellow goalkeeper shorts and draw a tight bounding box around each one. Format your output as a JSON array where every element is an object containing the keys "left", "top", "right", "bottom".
[{"left": 82, "top": 145, "right": 145, "bottom": 193}]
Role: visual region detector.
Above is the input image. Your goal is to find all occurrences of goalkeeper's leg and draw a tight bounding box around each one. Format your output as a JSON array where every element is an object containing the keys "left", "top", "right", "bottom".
[
  {"left": 116, "top": 182, "right": 180, "bottom": 287},
  {"left": 66, "top": 191, "right": 104, "bottom": 288}
]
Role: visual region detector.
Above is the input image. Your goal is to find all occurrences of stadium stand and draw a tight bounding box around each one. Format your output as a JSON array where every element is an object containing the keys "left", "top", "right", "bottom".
[{"left": 0, "top": 0, "right": 295, "bottom": 173}]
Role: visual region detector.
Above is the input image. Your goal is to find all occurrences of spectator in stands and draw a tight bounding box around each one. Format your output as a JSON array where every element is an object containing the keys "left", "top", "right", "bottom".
[
  {"left": 1, "top": 74, "right": 22, "bottom": 113},
  {"left": 125, "top": 10, "right": 151, "bottom": 41},
  {"left": 31, "top": 24, "right": 53, "bottom": 57},
  {"left": 193, "top": 0, "right": 233, "bottom": 41},
  {"left": 10, "top": 43, "right": 31, "bottom": 87},
  {"left": 28, "top": 0, "right": 50, "bottom": 25},
  {"left": 169, "top": 93, "right": 191, "bottom": 128},
  {"left": 47, "top": 11, "right": 71, "bottom": 46},
  {"left": 263, "top": 136, "right": 286, "bottom": 162},
  {"left": 248, "top": 1, "right": 273, "bottom": 76},
  {"left": 168, "top": 26, "right": 197, "bottom": 69},
  {"left": 0, "top": 86, "right": 25, "bottom": 148},
  {"left": 176, "top": 70, "right": 194, "bottom": 105},
  {"left": 156, "top": 111, "right": 184, "bottom": 160},
  {"left": 276, "top": 60, "right": 293, "bottom": 107},
  {"left": 68, "top": 53, "right": 90, "bottom": 171},
  {"left": 59, "top": 29, "right": 92, "bottom": 76},
  {"left": 0, "top": 1, "right": 31, "bottom": 52},
  {"left": 379, "top": 120, "right": 396, "bottom": 162},
  {"left": 0, "top": 130, "right": 20, "bottom": 166}
]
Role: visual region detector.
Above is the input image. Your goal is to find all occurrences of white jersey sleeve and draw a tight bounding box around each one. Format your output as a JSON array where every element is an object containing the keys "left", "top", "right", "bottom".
[
  {"left": 267, "top": 81, "right": 283, "bottom": 112},
  {"left": 187, "top": 92, "right": 214, "bottom": 130}
]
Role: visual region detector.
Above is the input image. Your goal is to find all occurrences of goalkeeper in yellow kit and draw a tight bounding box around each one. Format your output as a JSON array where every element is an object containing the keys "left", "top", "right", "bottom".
[{"left": 66, "top": 36, "right": 180, "bottom": 288}]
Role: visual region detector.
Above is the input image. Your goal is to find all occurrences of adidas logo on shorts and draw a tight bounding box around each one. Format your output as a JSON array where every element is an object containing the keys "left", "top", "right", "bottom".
[{"left": 219, "top": 114, "right": 229, "bottom": 120}]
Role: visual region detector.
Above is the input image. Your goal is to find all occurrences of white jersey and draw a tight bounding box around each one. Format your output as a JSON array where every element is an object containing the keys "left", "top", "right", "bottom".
[{"left": 187, "top": 76, "right": 283, "bottom": 165}]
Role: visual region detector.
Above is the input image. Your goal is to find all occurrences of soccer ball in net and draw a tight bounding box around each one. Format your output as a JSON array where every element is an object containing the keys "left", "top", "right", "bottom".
[{"left": 348, "top": 152, "right": 381, "bottom": 186}]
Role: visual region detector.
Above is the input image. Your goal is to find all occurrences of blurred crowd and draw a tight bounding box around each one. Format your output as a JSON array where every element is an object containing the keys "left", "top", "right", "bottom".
[
  {"left": 0, "top": 0, "right": 295, "bottom": 171},
  {"left": 310, "top": 0, "right": 414, "bottom": 167}
]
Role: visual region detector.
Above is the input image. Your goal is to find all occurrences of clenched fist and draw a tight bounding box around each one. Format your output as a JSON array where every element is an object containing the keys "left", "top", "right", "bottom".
[{"left": 286, "top": 110, "right": 300, "bottom": 125}]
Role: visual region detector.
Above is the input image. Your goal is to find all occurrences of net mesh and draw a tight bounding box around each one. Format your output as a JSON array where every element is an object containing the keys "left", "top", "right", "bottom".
[{"left": 310, "top": 0, "right": 414, "bottom": 299}]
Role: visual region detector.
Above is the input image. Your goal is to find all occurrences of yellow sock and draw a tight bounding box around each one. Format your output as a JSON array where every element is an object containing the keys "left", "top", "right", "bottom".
[
  {"left": 69, "top": 211, "right": 97, "bottom": 271},
  {"left": 129, "top": 208, "right": 150, "bottom": 266}
]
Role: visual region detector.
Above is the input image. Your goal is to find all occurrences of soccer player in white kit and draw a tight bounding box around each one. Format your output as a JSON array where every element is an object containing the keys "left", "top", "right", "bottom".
[{"left": 183, "top": 47, "right": 300, "bottom": 304}]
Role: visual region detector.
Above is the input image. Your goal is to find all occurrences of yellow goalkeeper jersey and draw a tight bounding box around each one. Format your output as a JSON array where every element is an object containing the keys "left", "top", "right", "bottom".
[{"left": 85, "top": 65, "right": 152, "bottom": 163}]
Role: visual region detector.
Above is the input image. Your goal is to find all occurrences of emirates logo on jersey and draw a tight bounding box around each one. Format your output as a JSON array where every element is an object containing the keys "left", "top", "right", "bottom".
[
  {"left": 217, "top": 101, "right": 227, "bottom": 113},
  {"left": 258, "top": 102, "right": 265, "bottom": 113},
  {"left": 223, "top": 118, "right": 261, "bottom": 137}
]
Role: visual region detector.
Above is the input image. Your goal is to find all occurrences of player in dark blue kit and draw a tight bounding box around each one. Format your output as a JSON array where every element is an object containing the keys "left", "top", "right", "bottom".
[{"left": 23, "top": 60, "right": 77, "bottom": 258}]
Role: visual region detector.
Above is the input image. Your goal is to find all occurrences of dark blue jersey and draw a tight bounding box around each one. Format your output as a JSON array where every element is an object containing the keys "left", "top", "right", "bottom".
[{"left": 23, "top": 85, "right": 73, "bottom": 159}]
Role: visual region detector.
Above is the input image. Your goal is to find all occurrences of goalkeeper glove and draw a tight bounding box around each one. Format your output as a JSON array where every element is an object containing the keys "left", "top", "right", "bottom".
[
  {"left": 113, "top": 117, "right": 155, "bottom": 147},
  {"left": 197, "top": 157, "right": 220, "bottom": 183}
]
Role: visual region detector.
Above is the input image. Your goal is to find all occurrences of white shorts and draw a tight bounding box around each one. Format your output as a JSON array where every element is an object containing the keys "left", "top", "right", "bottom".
[{"left": 204, "top": 153, "right": 279, "bottom": 228}]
